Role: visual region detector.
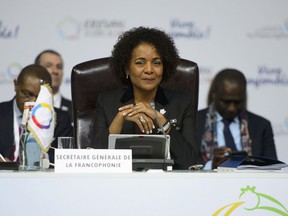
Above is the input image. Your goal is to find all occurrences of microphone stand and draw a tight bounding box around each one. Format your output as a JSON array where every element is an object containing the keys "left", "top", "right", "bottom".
[{"left": 150, "top": 101, "right": 172, "bottom": 170}]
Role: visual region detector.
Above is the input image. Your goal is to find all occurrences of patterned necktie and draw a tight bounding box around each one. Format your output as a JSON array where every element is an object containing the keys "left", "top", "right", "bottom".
[{"left": 222, "top": 119, "right": 237, "bottom": 151}]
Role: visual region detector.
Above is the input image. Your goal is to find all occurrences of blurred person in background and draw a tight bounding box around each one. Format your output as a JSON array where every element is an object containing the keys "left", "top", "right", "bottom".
[
  {"left": 196, "top": 68, "right": 277, "bottom": 169},
  {"left": 0, "top": 64, "right": 73, "bottom": 163},
  {"left": 35, "top": 49, "right": 73, "bottom": 123}
]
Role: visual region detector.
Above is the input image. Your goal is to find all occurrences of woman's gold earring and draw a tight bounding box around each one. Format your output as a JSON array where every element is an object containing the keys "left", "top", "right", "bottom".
[{"left": 126, "top": 74, "right": 129, "bottom": 79}]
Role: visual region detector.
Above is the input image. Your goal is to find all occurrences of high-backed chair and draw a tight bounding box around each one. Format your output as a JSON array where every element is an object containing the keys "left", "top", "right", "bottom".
[{"left": 71, "top": 57, "right": 199, "bottom": 149}]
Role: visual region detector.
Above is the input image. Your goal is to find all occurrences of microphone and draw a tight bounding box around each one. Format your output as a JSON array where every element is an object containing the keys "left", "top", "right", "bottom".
[{"left": 150, "top": 101, "right": 172, "bottom": 170}]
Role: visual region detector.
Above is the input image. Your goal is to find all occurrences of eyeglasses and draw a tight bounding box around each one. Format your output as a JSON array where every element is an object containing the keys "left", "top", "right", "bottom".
[{"left": 18, "top": 88, "right": 38, "bottom": 100}]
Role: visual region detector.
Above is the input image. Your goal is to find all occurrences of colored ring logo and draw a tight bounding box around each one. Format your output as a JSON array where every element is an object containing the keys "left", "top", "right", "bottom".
[
  {"left": 31, "top": 103, "right": 53, "bottom": 129},
  {"left": 6, "top": 62, "right": 22, "bottom": 80},
  {"left": 57, "top": 17, "right": 80, "bottom": 39}
]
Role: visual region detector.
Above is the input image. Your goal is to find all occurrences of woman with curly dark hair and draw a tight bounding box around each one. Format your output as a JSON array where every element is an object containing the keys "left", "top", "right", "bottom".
[
  {"left": 110, "top": 26, "right": 179, "bottom": 85},
  {"left": 93, "top": 26, "right": 195, "bottom": 169}
]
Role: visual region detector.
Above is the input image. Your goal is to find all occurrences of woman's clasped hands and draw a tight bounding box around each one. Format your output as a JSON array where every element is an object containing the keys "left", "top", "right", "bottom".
[{"left": 119, "top": 102, "right": 156, "bottom": 134}]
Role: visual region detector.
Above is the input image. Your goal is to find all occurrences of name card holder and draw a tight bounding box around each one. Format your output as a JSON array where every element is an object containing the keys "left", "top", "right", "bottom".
[{"left": 54, "top": 149, "right": 132, "bottom": 173}]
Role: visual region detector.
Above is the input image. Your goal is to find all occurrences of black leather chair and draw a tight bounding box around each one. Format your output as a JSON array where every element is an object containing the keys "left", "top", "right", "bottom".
[{"left": 71, "top": 57, "right": 199, "bottom": 149}]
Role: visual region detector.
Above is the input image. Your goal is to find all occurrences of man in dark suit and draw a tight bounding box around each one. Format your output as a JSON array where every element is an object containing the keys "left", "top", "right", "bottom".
[
  {"left": 34, "top": 49, "right": 73, "bottom": 123},
  {"left": 0, "top": 64, "right": 73, "bottom": 163},
  {"left": 196, "top": 69, "right": 277, "bottom": 169}
]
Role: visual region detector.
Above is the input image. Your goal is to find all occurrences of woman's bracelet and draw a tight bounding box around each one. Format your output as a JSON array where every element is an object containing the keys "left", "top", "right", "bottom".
[
  {"left": 157, "top": 121, "right": 171, "bottom": 134},
  {"left": 163, "top": 121, "right": 171, "bottom": 132}
]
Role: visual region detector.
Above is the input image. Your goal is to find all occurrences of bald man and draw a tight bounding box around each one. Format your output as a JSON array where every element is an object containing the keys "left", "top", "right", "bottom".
[{"left": 35, "top": 49, "right": 73, "bottom": 123}]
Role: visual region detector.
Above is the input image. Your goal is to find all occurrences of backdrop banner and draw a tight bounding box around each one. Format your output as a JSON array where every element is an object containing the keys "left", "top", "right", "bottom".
[{"left": 1, "top": 0, "right": 287, "bottom": 163}]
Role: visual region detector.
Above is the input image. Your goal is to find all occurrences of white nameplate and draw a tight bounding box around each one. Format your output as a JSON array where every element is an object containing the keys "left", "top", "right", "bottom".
[{"left": 54, "top": 149, "right": 132, "bottom": 173}]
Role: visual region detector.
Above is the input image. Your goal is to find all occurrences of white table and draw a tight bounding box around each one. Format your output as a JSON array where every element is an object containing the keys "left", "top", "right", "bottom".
[{"left": 1, "top": 170, "right": 288, "bottom": 216}]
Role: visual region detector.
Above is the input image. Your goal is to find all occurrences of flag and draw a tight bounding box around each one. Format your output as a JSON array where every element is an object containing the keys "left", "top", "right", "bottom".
[{"left": 27, "top": 84, "right": 56, "bottom": 153}]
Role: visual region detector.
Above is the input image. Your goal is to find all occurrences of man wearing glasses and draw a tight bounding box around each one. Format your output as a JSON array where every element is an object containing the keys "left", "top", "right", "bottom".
[{"left": 0, "top": 64, "right": 72, "bottom": 163}]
